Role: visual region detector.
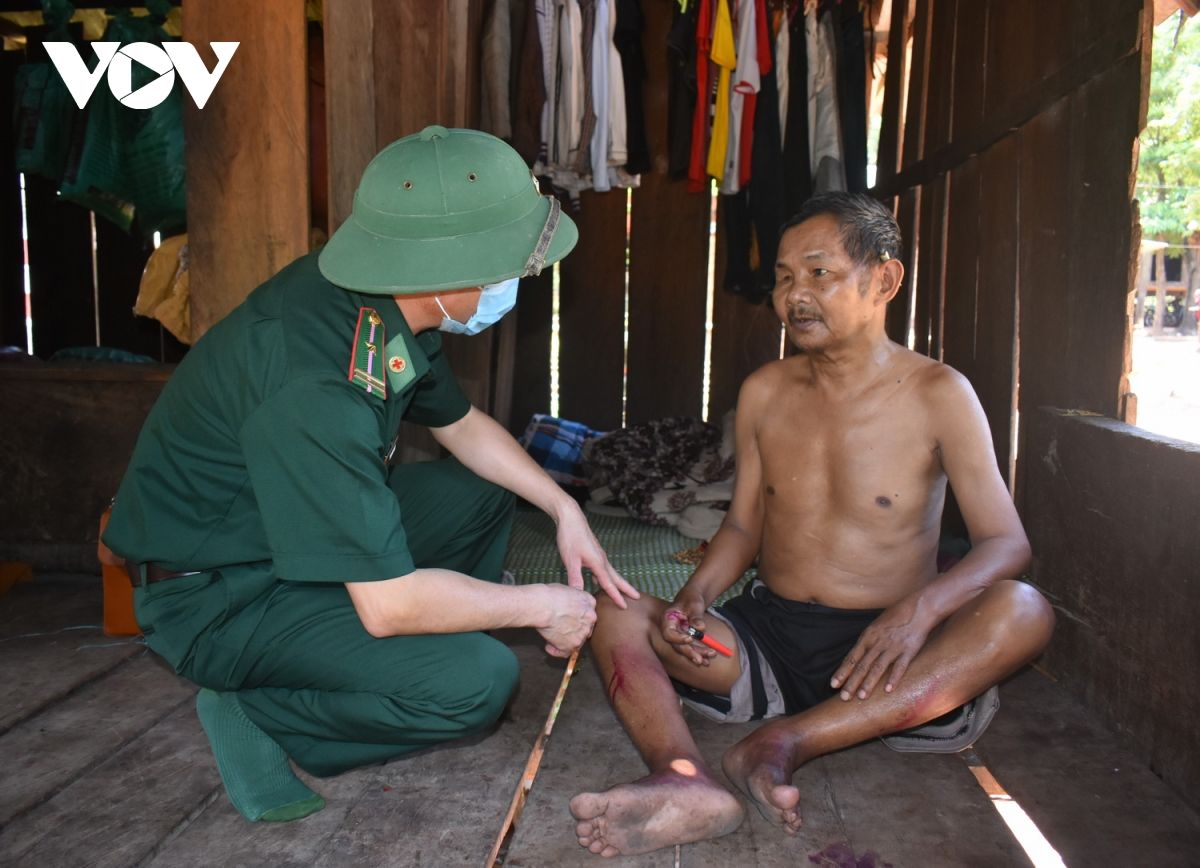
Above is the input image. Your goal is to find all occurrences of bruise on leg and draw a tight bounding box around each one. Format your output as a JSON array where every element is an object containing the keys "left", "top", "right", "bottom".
[{"left": 892, "top": 674, "right": 949, "bottom": 730}]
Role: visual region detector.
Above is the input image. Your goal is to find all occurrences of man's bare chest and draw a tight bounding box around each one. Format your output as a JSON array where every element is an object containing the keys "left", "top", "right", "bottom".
[{"left": 757, "top": 404, "right": 942, "bottom": 522}]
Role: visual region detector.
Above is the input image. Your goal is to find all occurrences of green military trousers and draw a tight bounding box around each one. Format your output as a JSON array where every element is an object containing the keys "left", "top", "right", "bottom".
[{"left": 134, "top": 458, "right": 519, "bottom": 777}]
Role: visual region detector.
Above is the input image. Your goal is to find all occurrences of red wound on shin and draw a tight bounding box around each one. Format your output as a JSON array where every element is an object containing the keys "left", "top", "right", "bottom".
[{"left": 607, "top": 651, "right": 630, "bottom": 705}]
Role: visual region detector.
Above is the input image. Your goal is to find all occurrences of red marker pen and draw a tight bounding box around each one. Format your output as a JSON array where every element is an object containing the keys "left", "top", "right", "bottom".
[{"left": 686, "top": 625, "right": 733, "bottom": 657}]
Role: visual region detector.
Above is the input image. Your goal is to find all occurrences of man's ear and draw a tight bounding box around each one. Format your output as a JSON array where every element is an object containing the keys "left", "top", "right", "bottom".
[{"left": 877, "top": 259, "right": 905, "bottom": 304}]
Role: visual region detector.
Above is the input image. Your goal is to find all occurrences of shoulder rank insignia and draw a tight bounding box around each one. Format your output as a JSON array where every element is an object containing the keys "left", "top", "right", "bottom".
[{"left": 348, "top": 307, "right": 387, "bottom": 399}]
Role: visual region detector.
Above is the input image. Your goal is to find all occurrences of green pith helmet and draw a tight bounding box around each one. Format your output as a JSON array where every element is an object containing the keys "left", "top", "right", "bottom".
[{"left": 318, "top": 125, "right": 578, "bottom": 294}]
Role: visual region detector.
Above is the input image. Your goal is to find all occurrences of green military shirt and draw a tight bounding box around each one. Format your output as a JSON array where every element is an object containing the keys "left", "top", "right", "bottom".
[{"left": 105, "top": 251, "right": 471, "bottom": 584}]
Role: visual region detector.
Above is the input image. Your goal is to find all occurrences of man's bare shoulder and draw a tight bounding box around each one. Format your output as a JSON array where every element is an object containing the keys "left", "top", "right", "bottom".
[
  {"left": 738, "top": 356, "right": 805, "bottom": 406},
  {"left": 907, "top": 356, "right": 978, "bottom": 406},
  {"left": 903, "top": 356, "right": 989, "bottom": 445}
]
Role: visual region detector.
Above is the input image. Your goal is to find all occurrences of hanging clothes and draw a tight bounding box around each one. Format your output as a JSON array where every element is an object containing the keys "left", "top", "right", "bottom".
[
  {"left": 807, "top": 3, "right": 846, "bottom": 193},
  {"left": 834, "top": 0, "right": 868, "bottom": 193},
  {"left": 775, "top": 4, "right": 790, "bottom": 147},
  {"left": 720, "top": 0, "right": 759, "bottom": 194},
  {"left": 722, "top": 7, "right": 787, "bottom": 303},
  {"left": 614, "top": 0, "right": 651, "bottom": 175},
  {"left": 667, "top": 0, "right": 698, "bottom": 178},
  {"left": 687, "top": 0, "right": 715, "bottom": 192},
  {"left": 782, "top": 1, "right": 814, "bottom": 210},
  {"left": 705, "top": 0, "right": 737, "bottom": 183},
  {"left": 533, "top": 0, "right": 643, "bottom": 202}
]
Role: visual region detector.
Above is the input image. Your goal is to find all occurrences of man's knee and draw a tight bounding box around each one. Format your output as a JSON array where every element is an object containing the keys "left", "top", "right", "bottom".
[
  {"left": 448, "top": 637, "right": 520, "bottom": 731},
  {"left": 979, "top": 580, "right": 1056, "bottom": 655},
  {"left": 593, "top": 592, "right": 662, "bottom": 642}
]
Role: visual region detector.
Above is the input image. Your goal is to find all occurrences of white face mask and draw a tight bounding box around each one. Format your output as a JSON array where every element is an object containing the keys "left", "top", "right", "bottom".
[{"left": 435, "top": 277, "right": 520, "bottom": 335}]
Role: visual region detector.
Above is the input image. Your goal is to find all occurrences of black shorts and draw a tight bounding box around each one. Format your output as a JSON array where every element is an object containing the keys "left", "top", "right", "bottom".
[{"left": 675, "top": 580, "right": 883, "bottom": 722}]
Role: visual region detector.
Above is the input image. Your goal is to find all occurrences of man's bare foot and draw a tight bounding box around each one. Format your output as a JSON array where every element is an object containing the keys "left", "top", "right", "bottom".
[
  {"left": 722, "top": 729, "right": 803, "bottom": 835},
  {"left": 569, "top": 767, "right": 744, "bottom": 857}
]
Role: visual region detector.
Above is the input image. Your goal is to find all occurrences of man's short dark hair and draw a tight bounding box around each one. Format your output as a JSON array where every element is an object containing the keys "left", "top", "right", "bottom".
[{"left": 781, "top": 193, "right": 903, "bottom": 269}]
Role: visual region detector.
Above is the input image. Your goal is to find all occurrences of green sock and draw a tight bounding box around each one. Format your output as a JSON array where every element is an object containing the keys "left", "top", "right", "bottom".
[{"left": 195, "top": 688, "right": 326, "bottom": 822}]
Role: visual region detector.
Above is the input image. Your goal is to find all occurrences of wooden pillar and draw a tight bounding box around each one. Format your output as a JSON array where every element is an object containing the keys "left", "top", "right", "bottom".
[
  {"left": 325, "top": 0, "right": 485, "bottom": 459},
  {"left": 183, "top": 0, "right": 310, "bottom": 340}
]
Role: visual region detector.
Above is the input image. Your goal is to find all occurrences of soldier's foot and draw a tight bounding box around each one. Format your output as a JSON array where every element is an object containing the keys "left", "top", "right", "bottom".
[{"left": 196, "top": 688, "right": 325, "bottom": 822}]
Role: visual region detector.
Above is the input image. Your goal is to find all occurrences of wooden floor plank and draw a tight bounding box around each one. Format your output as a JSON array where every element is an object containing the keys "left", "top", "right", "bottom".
[
  {"left": 819, "top": 740, "right": 1029, "bottom": 868},
  {"left": 0, "top": 702, "right": 221, "bottom": 867},
  {"left": 974, "top": 669, "right": 1200, "bottom": 865},
  {"left": 147, "top": 633, "right": 562, "bottom": 868},
  {"left": 503, "top": 649, "right": 677, "bottom": 867},
  {"left": 0, "top": 651, "right": 194, "bottom": 827},
  {"left": 682, "top": 730, "right": 848, "bottom": 867},
  {"left": 504, "top": 650, "right": 849, "bottom": 867},
  {"left": 506, "top": 651, "right": 1022, "bottom": 867},
  {"left": 0, "top": 575, "right": 141, "bottom": 733}
]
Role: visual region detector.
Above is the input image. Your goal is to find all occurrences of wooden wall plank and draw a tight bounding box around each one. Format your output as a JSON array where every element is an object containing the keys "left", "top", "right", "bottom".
[
  {"left": 920, "top": 174, "right": 949, "bottom": 359},
  {"left": 875, "top": 0, "right": 910, "bottom": 189},
  {"left": 1060, "top": 56, "right": 1142, "bottom": 418},
  {"left": 941, "top": 157, "right": 981, "bottom": 384},
  {"left": 923, "top": 0, "right": 957, "bottom": 155},
  {"left": 0, "top": 365, "right": 168, "bottom": 570},
  {"left": 983, "top": 0, "right": 1037, "bottom": 117},
  {"left": 183, "top": 0, "right": 310, "bottom": 340},
  {"left": 1014, "top": 97, "right": 1071, "bottom": 511},
  {"left": 374, "top": 1, "right": 445, "bottom": 141},
  {"left": 23, "top": 175, "right": 94, "bottom": 358},
  {"left": 974, "top": 135, "right": 1019, "bottom": 479},
  {"left": 899, "top": 0, "right": 933, "bottom": 171},
  {"left": 875, "top": 3, "right": 1142, "bottom": 202},
  {"left": 625, "top": 171, "right": 709, "bottom": 425},
  {"left": 0, "top": 52, "right": 24, "bottom": 350},
  {"left": 949, "top": 0, "right": 986, "bottom": 144},
  {"left": 624, "top": 0, "right": 710, "bottom": 425},
  {"left": 887, "top": 187, "right": 920, "bottom": 343},
  {"left": 308, "top": 22, "right": 329, "bottom": 236},
  {"left": 911, "top": 176, "right": 948, "bottom": 358},
  {"left": 324, "top": 0, "right": 376, "bottom": 233},
  {"left": 509, "top": 269, "right": 554, "bottom": 434},
  {"left": 558, "top": 192, "right": 628, "bottom": 431},
  {"left": 1024, "top": 411, "right": 1200, "bottom": 814}
]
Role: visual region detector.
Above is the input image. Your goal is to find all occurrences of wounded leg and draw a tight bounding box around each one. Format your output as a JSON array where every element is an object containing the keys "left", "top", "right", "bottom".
[
  {"left": 722, "top": 580, "right": 1054, "bottom": 829},
  {"left": 569, "top": 596, "right": 745, "bottom": 857}
]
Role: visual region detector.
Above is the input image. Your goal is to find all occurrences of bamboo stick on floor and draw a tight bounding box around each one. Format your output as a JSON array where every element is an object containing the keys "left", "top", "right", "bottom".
[{"left": 486, "top": 648, "right": 581, "bottom": 866}]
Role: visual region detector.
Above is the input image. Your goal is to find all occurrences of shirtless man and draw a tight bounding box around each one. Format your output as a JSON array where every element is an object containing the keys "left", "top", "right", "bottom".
[{"left": 569, "top": 192, "right": 1056, "bottom": 857}]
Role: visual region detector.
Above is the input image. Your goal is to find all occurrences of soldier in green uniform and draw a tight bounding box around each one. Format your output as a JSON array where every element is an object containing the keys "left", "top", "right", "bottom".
[{"left": 103, "top": 126, "right": 639, "bottom": 823}]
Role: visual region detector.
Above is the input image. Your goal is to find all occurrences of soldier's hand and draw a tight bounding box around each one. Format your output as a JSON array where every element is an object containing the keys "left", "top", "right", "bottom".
[
  {"left": 555, "top": 503, "right": 641, "bottom": 608},
  {"left": 537, "top": 584, "right": 598, "bottom": 658},
  {"left": 661, "top": 592, "right": 716, "bottom": 667}
]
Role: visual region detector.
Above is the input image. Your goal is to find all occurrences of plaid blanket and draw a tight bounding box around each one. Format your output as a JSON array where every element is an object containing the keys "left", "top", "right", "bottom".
[{"left": 519, "top": 414, "right": 605, "bottom": 489}]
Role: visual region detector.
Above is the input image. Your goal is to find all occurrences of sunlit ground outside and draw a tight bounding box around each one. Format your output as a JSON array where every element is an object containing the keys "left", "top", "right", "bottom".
[{"left": 1128, "top": 326, "right": 1200, "bottom": 443}]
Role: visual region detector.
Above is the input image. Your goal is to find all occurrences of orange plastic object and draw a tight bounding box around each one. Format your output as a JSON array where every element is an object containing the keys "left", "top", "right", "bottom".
[
  {"left": 98, "top": 508, "right": 141, "bottom": 637},
  {"left": 0, "top": 561, "right": 34, "bottom": 597}
]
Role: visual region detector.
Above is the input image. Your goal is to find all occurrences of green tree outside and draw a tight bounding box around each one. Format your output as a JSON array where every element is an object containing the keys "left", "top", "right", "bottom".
[{"left": 1138, "top": 12, "right": 1200, "bottom": 334}]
